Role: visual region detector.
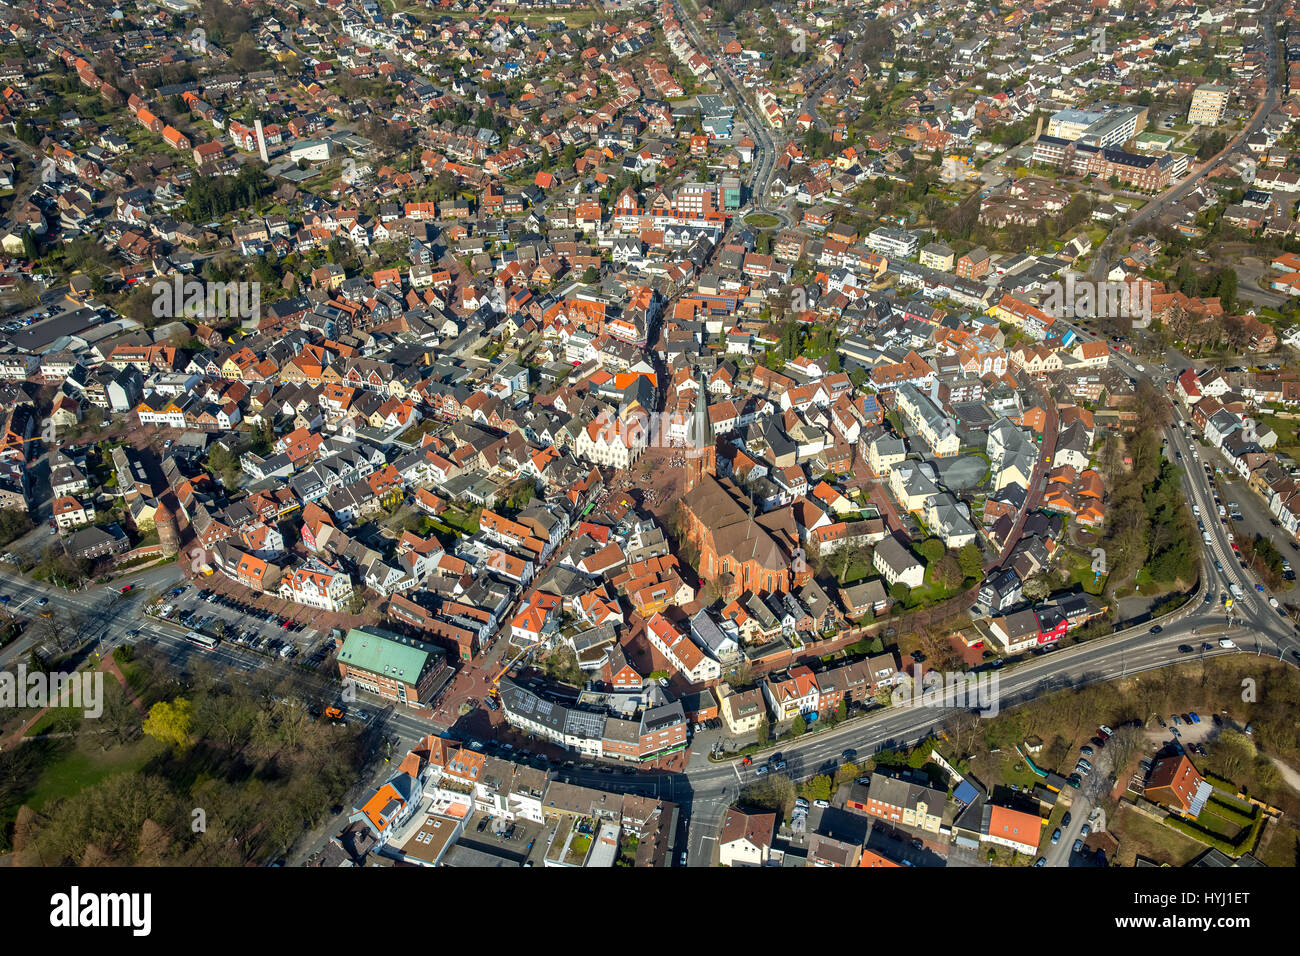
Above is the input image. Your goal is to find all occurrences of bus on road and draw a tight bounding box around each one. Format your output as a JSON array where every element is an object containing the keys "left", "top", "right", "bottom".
[{"left": 185, "top": 631, "right": 218, "bottom": 649}]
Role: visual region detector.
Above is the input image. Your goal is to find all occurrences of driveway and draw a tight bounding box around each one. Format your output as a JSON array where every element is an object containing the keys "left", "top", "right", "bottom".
[{"left": 1044, "top": 744, "right": 1112, "bottom": 867}]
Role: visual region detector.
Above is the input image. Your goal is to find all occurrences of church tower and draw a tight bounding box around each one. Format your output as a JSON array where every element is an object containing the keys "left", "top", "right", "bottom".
[{"left": 685, "top": 368, "right": 716, "bottom": 491}]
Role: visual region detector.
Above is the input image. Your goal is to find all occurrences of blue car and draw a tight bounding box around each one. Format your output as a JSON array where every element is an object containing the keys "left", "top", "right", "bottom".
[{"left": 1051, "top": 828, "right": 1062, "bottom": 845}]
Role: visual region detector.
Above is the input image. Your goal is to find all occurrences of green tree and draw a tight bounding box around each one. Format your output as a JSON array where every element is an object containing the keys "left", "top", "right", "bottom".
[
  {"left": 207, "top": 443, "right": 242, "bottom": 486},
  {"left": 142, "top": 698, "right": 194, "bottom": 751},
  {"left": 918, "top": 538, "right": 944, "bottom": 565},
  {"left": 803, "top": 774, "right": 833, "bottom": 801},
  {"left": 791, "top": 714, "right": 807, "bottom": 736},
  {"left": 958, "top": 543, "right": 984, "bottom": 580},
  {"left": 1210, "top": 268, "right": 1238, "bottom": 315}
]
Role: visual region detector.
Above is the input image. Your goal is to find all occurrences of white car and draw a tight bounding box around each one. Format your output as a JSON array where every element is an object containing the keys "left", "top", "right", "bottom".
[
  {"left": 813, "top": 800, "right": 830, "bottom": 809},
  {"left": 1269, "top": 597, "right": 1279, "bottom": 608},
  {"left": 1219, "top": 638, "right": 1236, "bottom": 649}
]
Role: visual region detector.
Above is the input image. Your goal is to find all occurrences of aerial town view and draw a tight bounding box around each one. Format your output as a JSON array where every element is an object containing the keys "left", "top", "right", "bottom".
[{"left": 0, "top": 0, "right": 1296, "bottom": 915}]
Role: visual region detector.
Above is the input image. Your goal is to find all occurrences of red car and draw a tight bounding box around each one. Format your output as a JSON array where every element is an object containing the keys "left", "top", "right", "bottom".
[{"left": 119, "top": 584, "right": 133, "bottom": 594}]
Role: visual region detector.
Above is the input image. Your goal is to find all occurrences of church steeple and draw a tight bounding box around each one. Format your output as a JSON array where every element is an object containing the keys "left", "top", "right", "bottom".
[{"left": 685, "top": 367, "right": 716, "bottom": 491}]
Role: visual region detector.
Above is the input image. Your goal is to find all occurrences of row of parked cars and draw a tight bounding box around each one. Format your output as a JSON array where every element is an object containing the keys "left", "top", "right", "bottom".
[
  {"left": 2, "top": 313, "right": 37, "bottom": 333},
  {"left": 227, "top": 628, "right": 297, "bottom": 659},
  {"left": 196, "top": 589, "right": 306, "bottom": 632}
]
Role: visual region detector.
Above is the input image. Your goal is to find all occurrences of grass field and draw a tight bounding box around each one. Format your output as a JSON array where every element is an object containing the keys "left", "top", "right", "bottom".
[
  {"left": 1112, "top": 803, "right": 1206, "bottom": 866},
  {"left": 23, "top": 736, "right": 158, "bottom": 813},
  {"left": 1253, "top": 819, "right": 1300, "bottom": 866},
  {"left": 440, "top": 504, "right": 481, "bottom": 535}
]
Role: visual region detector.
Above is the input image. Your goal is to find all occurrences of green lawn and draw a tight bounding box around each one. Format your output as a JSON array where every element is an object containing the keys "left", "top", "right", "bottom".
[
  {"left": 1113, "top": 803, "right": 1206, "bottom": 866},
  {"left": 23, "top": 737, "right": 158, "bottom": 812},
  {"left": 440, "top": 505, "right": 481, "bottom": 535},
  {"left": 1195, "top": 808, "right": 1246, "bottom": 842},
  {"left": 834, "top": 559, "right": 874, "bottom": 586},
  {"left": 899, "top": 569, "right": 966, "bottom": 609},
  {"left": 1061, "top": 548, "right": 1108, "bottom": 595},
  {"left": 23, "top": 706, "right": 83, "bottom": 738}
]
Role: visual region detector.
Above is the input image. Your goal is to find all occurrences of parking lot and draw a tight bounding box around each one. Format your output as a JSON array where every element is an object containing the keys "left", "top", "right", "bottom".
[{"left": 149, "top": 584, "right": 338, "bottom": 669}]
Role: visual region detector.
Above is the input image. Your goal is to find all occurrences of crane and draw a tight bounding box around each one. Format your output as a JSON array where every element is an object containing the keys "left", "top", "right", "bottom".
[
  {"left": 487, "top": 635, "right": 548, "bottom": 700},
  {"left": 0, "top": 433, "right": 49, "bottom": 460}
]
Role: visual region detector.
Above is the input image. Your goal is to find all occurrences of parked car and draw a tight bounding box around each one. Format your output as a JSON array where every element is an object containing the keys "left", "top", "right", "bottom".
[{"left": 1051, "top": 828, "right": 1062, "bottom": 845}]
